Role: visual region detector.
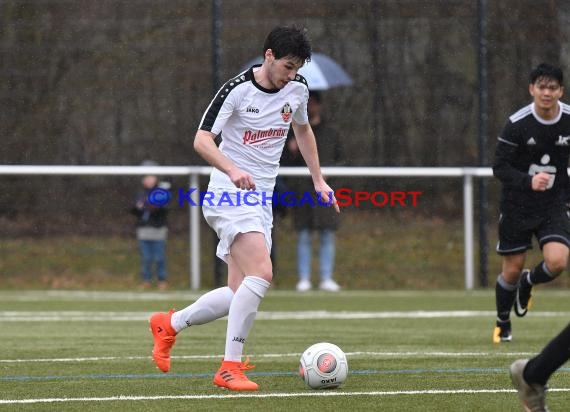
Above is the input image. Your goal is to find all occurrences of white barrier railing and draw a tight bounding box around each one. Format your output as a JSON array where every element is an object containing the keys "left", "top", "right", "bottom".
[{"left": 0, "top": 165, "right": 494, "bottom": 290}]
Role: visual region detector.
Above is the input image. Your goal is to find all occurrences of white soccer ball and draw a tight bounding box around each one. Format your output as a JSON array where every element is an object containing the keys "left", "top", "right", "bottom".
[{"left": 298, "top": 342, "right": 348, "bottom": 389}]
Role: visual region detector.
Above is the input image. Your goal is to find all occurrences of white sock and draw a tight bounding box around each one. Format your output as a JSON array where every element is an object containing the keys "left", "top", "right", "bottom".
[
  {"left": 170, "top": 286, "right": 234, "bottom": 333},
  {"left": 224, "top": 276, "right": 270, "bottom": 362}
]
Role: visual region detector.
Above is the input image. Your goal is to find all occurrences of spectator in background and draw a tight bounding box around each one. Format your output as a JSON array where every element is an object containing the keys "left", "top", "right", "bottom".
[
  {"left": 131, "top": 160, "right": 170, "bottom": 290},
  {"left": 283, "top": 91, "right": 343, "bottom": 292}
]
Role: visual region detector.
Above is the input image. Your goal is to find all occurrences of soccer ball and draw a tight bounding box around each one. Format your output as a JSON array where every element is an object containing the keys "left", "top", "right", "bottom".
[{"left": 298, "top": 342, "right": 348, "bottom": 389}]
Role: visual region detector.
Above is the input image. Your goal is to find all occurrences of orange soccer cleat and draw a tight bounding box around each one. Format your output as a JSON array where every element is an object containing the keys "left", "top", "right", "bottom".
[
  {"left": 213, "top": 358, "right": 259, "bottom": 391},
  {"left": 149, "top": 309, "right": 177, "bottom": 372}
]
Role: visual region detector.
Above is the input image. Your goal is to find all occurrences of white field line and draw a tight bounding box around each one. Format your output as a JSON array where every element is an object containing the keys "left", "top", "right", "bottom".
[
  {"left": 0, "top": 290, "right": 203, "bottom": 302},
  {"left": 0, "top": 351, "right": 542, "bottom": 364},
  {"left": 0, "top": 290, "right": 496, "bottom": 301},
  {"left": 1, "top": 389, "right": 569, "bottom": 404},
  {"left": 2, "top": 289, "right": 569, "bottom": 302},
  {"left": 2, "top": 310, "right": 570, "bottom": 322}
]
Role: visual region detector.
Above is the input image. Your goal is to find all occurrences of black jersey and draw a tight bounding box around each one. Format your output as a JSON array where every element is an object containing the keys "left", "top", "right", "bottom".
[{"left": 493, "top": 102, "right": 570, "bottom": 212}]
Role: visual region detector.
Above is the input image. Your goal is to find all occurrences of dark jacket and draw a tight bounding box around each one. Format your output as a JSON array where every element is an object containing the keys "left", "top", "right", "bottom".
[
  {"left": 130, "top": 188, "right": 168, "bottom": 229},
  {"left": 282, "top": 119, "right": 342, "bottom": 231}
]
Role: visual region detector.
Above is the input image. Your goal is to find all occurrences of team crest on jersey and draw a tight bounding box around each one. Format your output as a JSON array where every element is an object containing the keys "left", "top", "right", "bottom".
[{"left": 281, "top": 103, "right": 292, "bottom": 122}]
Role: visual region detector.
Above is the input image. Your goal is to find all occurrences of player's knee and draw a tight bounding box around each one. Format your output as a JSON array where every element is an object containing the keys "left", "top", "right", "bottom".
[
  {"left": 545, "top": 257, "right": 567, "bottom": 277},
  {"left": 258, "top": 273, "right": 273, "bottom": 284},
  {"left": 501, "top": 269, "right": 522, "bottom": 284},
  {"left": 252, "top": 260, "right": 273, "bottom": 283}
]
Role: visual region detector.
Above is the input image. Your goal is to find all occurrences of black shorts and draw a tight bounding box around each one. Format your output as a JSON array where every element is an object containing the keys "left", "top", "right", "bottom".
[{"left": 496, "top": 206, "right": 570, "bottom": 255}]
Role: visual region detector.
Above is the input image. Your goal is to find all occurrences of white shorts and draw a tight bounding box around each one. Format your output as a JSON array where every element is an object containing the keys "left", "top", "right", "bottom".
[{"left": 202, "top": 188, "right": 273, "bottom": 263}]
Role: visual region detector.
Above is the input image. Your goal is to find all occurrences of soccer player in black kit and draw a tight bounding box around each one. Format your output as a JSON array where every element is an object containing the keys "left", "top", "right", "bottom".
[
  {"left": 510, "top": 322, "right": 570, "bottom": 411},
  {"left": 493, "top": 63, "right": 570, "bottom": 345}
]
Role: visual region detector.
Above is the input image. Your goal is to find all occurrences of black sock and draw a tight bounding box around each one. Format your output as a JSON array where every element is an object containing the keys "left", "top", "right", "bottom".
[
  {"left": 524, "top": 323, "right": 570, "bottom": 385},
  {"left": 529, "top": 261, "right": 554, "bottom": 285},
  {"left": 495, "top": 275, "right": 517, "bottom": 322}
]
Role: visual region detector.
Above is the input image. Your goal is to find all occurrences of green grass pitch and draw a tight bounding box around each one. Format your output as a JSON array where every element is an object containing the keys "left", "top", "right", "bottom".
[{"left": 0, "top": 289, "right": 568, "bottom": 411}]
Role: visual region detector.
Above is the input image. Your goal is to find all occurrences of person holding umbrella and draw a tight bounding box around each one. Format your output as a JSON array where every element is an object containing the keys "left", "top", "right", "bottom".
[
  {"left": 283, "top": 90, "right": 344, "bottom": 292},
  {"left": 245, "top": 50, "right": 352, "bottom": 292}
]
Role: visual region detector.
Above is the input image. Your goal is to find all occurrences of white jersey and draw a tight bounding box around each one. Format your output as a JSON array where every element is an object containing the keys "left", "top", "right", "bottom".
[{"left": 199, "top": 65, "right": 309, "bottom": 192}]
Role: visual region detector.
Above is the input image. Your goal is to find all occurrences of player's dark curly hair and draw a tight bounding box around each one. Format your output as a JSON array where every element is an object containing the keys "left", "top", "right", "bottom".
[
  {"left": 262, "top": 26, "right": 312, "bottom": 63},
  {"left": 530, "top": 63, "right": 563, "bottom": 86}
]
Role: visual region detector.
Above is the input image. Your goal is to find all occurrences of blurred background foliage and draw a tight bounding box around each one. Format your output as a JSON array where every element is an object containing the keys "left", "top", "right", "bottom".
[
  {"left": 0, "top": 0, "right": 570, "bottom": 227},
  {"left": 0, "top": 0, "right": 567, "bottom": 236}
]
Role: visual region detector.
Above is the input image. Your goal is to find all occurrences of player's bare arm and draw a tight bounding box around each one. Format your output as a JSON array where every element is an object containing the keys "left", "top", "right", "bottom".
[
  {"left": 194, "top": 130, "right": 256, "bottom": 190},
  {"left": 292, "top": 121, "right": 340, "bottom": 213}
]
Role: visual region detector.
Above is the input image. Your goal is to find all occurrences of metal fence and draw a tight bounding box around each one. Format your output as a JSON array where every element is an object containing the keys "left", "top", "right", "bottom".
[{"left": 0, "top": 165, "right": 496, "bottom": 290}]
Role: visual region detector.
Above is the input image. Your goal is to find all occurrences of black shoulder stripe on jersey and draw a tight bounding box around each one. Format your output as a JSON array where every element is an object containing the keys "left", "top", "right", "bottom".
[
  {"left": 292, "top": 73, "right": 309, "bottom": 88},
  {"left": 200, "top": 69, "right": 253, "bottom": 131}
]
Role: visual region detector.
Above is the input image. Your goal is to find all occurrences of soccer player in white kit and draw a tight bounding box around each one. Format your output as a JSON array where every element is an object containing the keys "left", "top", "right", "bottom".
[{"left": 149, "top": 26, "right": 339, "bottom": 391}]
